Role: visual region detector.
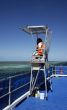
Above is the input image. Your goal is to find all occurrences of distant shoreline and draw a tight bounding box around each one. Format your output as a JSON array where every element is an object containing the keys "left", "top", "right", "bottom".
[
  {"left": 49, "top": 61, "right": 67, "bottom": 66},
  {"left": 0, "top": 61, "right": 67, "bottom": 66},
  {"left": 0, "top": 61, "right": 30, "bottom": 64}
]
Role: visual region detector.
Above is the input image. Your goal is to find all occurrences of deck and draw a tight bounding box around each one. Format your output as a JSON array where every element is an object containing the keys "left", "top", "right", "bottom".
[{"left": 15, "top": 77, "right": 67, "bottom": 110}]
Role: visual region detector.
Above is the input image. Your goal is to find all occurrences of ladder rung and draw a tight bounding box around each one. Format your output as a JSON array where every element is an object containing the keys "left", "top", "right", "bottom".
[{"left": 32, "top": 67, "right": 44, "bottom": 70}]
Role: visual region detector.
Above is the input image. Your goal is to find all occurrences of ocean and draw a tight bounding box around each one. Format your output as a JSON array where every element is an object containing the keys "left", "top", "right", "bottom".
[{"left": 0, "top": 61, "right": 31, "bottom": 79}]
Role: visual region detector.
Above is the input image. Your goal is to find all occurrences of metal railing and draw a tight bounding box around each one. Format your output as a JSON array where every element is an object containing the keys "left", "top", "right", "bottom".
[
  {"left": 0, "top": 72, "right": 30, "bottom": 110},
  {"left": 51, "top": 66, "right": 67, "bottom": 77},
  {"left": 0, "top": 66, "right": 67, "bottom": 110}
]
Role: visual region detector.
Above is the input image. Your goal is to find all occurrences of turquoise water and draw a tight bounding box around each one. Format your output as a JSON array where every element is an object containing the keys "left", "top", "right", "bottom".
[{"left": 0, "top": 61, "right": 31, "bottom": 79}]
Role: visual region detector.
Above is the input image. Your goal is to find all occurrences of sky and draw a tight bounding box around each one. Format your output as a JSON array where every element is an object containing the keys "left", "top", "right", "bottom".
[{"left": 0, "top": 0, "right": 67, "bottom": 61}]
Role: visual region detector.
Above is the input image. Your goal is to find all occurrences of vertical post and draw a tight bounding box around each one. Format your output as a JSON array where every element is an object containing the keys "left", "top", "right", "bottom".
[
  {"left": 51, "top": 66, "right": 53, "bottom": 75},
  {"left": 9, "top": 77, "right": 11, "bottom": 106},
  {"left": 44, "top": 64, "right": 48, "bottom": 99},
  {"left": 55, "top": 66, "right": 56, "bottom": 75},
  {"left": 30, "top": 66, "right": 33, "bottom": 94},
  {"left": 45, "top": 27, "right": 48, "bottom": 49}
]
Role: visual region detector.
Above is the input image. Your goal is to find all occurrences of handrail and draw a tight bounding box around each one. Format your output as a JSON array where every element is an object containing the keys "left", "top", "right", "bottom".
[
  {"left": 0, "top": 66, "right": 67, "bottom": 110},
  {"left": 0, "top": 72, "right": 30, "bottom": 99},
  {"left": 0, "top": 72, "right": 30, "bottom": 110},
  {"left": 11, "top": 82, "right": 30, "bottom": 93},
  {"left": 0, "top": 72, "right": 30, "bottom": 82},
  {"left": 1, "top": 68, "right": 67, "bottom": 83},
  {"left": 0, "top": 81, "right": 30, "bottom": 99},
  {"left": 0, "top": 92, "right": 9, "bottom": 99}
]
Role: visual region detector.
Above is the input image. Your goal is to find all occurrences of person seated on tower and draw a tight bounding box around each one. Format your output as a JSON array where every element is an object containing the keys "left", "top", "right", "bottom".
[
  {"left": 36, "top": 38, "right": 46, "bottom": 56},
  {"left": 33, "top": 38, "right": 46, "bottom": 57}
]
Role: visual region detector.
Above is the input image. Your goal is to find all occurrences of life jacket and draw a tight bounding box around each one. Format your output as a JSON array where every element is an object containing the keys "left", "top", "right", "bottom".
[{"left": 37, "top": 42, "right": 45, "bottom": 55}]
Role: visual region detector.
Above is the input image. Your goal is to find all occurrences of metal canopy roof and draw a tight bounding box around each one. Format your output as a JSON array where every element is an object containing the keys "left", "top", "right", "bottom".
[{"left": 23, "top": 25, "right": 49, "bottom": 35}]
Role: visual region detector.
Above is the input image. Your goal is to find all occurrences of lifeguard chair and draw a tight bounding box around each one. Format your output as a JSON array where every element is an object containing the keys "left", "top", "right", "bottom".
[{"left": 23, "top": 25, "right": 52, "bottom": 99}]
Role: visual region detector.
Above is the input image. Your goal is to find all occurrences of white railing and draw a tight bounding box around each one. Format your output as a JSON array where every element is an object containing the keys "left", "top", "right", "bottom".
[
  {"left": 0, "top": 72, "right": 30, "bottom": 110},
  {"left": 0, "top": 66, "right": 67, "bottom": 110},
  {"left": 51, "top": 66, "right": 67, "bottom": 77}
]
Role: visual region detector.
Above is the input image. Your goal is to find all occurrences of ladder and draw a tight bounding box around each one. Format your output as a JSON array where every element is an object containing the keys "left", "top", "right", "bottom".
[{"left": 30, "top": 57, "right": 48, "bottom": 99}]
